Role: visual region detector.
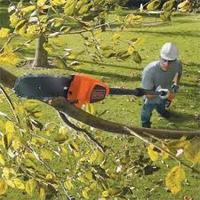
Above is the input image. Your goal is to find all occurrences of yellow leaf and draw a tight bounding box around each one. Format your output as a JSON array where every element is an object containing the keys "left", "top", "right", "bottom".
[
  {"left": 51, "top": 0, "right": 66, "bottom": 6},
  {"left": 89, "top": 150, "right": 104, "bottom": 164},
  {"left": 64, "top": 0, "right": 77, "bottom": 16},
  {"left": 25, "top": 179, "right": 37, "bottom": 196},
  {"left": 162, "top": 0, "right": 175, "bottom": 12},
  {"left": 31, "top": 137, "right": 47, "bottom": 146},
  {"left": 102, "top": 190, "right": 109, "bottom": 197},
  {"left": 13, "top": 178, "right": 25, "bottom": 190},
  {"left": 5, "top": 180, "right": 15, "bottom": 188},
  {"left": 5, "top": 121, "right": 15, "bottom": 135},
  {"left": 12, "top": 138, "right": 23, "bottom": 151},
  {"left": 64, "top": 179, "right": 73, "bottom": 190},
  {"left": 78, "top": 4, "right": 90, "bottom": 15},
  {"left": 26, "top": 25, "right": 40, "bottom": 38},
  {"left": 147, "top": 144, "right": 159, "bottom": 161},
  {"left": 112, "top": 33, "right": 120, "bottom": 41},
  {"left": 89, "top": 182, "right": 97, "bottom": 190},
  {"left": 2, "top": 167, "right": 16, "bottom": 179},
  {"left": 85, "top": 171, "right": 93, "bottom": 181},
  {"left": 0, "top": 179, "right": 8, "bottom": 195},
  {"left": 39, "top": 187, "right": 46, "bottom": 200},
  {"left": 40, "top": 149, "right": 54, "bottom": 161},
  {"left": 165, "top": 165, "right": 185, "bottom": 194},
  {"left": 127, "top": 46, "right": 134, "bottom": 55},
  {"left": 10, "top": 13, "right": 20, "bottom": 27},
  {"left": 46, "top": 173, "right": 56, "bottom": 181},
  {"left": 147, "top": 0, "right": 160, "bottom": 11},
  {"left": 178, "top": 0, "right": 191, "bottom": 12},
  {"left": 0, "top": 28, "right": 10, "bottom": 38},
  {"left": 21, "top": 5, "right": 36, "bottom": 14},
  {"left": 37, "top": 0, "right": 47, "bottom": 7},
  {"left": 82, "top": 187, "right": 90, "bottom": 199},
  {"left": 0, "top": 154, "right": 5, "bottom": 166},
  {"left": 76, "top": 0, "right": 88, "bottom": 11},
  {"left": 0, "top": 47, "right": 20, "bottom": 65},
  {"left": 184, "top": 138, "right": 200, "bottom": 164},
  {"left": 84, "top": 104, "right": 95, "bottom": 115}
]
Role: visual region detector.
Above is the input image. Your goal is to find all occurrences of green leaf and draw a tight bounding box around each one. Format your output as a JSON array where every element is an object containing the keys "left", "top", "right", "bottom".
[{"left": 165, "top": 165, "right": 185, "bottom": 194}]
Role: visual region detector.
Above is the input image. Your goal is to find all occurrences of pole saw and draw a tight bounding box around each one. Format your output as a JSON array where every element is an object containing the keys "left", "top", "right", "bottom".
[{"left": 14, "top": 73, "right": 169, "bottom": 107}]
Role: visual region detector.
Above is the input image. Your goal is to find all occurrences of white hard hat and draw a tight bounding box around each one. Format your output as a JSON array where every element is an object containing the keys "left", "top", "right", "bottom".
[{"left": 160, "top": 42, "right": 178, "bottom": 61}]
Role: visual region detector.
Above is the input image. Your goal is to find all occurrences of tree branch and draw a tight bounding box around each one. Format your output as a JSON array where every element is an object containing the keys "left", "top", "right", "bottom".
[
  {"left": 51, "top": 98, "right": 200, "bottom": 139},
  {"left": 59, "top": 111, "right": 105, "bottom": 152}
]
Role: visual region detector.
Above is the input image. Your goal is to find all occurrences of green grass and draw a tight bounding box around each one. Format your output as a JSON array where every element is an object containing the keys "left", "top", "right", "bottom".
[{"left": 0, "top": 11, "right": 200, "bottom": 200}]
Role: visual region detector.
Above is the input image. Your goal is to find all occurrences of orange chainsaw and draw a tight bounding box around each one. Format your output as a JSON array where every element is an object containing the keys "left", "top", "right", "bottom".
[{"left": 14, "top": 73, "right": 169, "bottom": 108}]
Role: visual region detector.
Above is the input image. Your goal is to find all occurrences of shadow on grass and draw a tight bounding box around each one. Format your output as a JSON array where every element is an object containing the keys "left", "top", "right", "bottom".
[
  {"left": 157, "top": 110, "right": 199, "bottom": 130},
  {"left": 169, "top": 110, "right": 196, "bottom": 123},
  {"left": 183, "top": 62, "right": 200, "bottom": 75},
  {"left": 73, "top": 59, "right": 142, "bottom": 71},
  {"left": 129, "top": 30, "right": 200, "bottom": 38},
  {"left": 78, "top": 68, "right": 140, "bottom": 82},
  {"left": 181, "top": 82, "right": 199, "bottom": 88}
]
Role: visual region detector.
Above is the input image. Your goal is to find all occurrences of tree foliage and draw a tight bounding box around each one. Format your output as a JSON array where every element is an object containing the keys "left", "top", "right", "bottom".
[
  {"left": 0, "top": 85, "right": 200, "bottom": 198},
  {"left": 0, "top": 0, "right": 144, "bottom": 68}
]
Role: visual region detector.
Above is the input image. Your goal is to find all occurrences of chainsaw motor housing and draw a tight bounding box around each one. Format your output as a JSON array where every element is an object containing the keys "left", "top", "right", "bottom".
[{"left": 67, "top": 74, "right": 110, "bottom": 107}]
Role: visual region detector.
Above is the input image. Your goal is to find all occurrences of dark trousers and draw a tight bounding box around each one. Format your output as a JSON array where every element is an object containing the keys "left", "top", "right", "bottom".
[{"left": 141, "top": 99, "right": 167, "bottom": 128}]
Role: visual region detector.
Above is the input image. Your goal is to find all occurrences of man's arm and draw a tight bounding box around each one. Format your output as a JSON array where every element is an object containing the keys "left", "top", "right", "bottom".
[{"left": 141, "top": 68, "right": 157, "bottom": 100}]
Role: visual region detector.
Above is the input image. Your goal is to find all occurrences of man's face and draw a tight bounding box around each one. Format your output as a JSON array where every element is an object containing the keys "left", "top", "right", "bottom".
[{"left": 160, "top": 59, "right": 175, "bottom": 71}]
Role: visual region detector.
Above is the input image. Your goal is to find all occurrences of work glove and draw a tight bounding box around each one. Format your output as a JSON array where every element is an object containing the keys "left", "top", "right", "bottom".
[
  {"left": 156, "top": 86, "right": 169, "bottom": 99},
  {"left": 171, "top": 83, "right": 179, "bottom": 93}
]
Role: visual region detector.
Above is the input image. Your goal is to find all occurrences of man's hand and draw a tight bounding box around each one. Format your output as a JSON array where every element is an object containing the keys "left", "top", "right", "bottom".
[
  {"left": 171, "top": 83, "right": 179, "bottom": 93},
  {"left": 158, "top": 88, "right": 170, "bottom": 99}
]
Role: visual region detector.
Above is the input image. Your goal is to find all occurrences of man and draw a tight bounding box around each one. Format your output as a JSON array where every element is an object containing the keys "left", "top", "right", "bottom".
[{"left": 141, "top": 42, "right": 182, "bottom": 128}]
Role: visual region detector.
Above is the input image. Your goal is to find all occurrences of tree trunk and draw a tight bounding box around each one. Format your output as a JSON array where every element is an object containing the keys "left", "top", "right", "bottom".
[{"left": 32, "top": 34, "right": 48, "bottom": 68}]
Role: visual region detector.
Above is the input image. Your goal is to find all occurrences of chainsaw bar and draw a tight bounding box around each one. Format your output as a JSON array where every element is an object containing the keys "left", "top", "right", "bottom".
[{"left": 14, "top": 74, "right": 72, "bottom": 100}]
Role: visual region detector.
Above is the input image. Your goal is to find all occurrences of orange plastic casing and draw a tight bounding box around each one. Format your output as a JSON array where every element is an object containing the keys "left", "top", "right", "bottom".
[{"left": 67, "top": 74, "right": 110, "bottom": 108}]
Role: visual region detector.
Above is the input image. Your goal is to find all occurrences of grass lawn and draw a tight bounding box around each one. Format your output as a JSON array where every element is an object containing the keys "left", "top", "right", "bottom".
[{"left": 0, "top": 11, "right": 200, "bottom": 200}]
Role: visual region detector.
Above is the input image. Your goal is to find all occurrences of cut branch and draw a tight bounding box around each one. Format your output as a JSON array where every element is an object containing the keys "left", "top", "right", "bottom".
[{"left": 51, "top": 98, "right": 200, "bottom": 139}]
